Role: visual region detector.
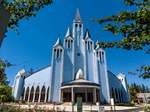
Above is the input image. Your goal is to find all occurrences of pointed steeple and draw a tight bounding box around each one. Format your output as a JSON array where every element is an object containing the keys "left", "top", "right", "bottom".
[
  {"left": 65, "top": 27, "right": 72, "bottom": 37},
  {"left": 84, "top": 29, "right": 91, "bottom": 40},
  {"left": 74, "top": 8, "right": 82, "bottom": 22},
  {"left": 95, "top": 40, "right": 99, "bottom": 50},
  {"left": 54, "top": 38, "right": 62, "bottom": 47}
]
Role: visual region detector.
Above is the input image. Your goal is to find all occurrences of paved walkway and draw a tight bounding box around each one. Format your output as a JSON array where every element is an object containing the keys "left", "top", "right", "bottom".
[{"left": 7, "top": 103, "right": 146, "bottom": 112}]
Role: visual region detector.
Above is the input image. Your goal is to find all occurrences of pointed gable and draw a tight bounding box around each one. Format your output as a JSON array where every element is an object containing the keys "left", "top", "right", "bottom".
[
  {"left": 53, "top": 38, "right": 63, "bottom": 48},
  {"left": 84, "top": 29, "right": 91, "bottom": 40}
]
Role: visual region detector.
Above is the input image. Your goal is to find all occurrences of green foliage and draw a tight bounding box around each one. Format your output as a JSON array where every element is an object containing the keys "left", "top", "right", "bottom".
[
  {"left": 0, "top": 59, "right": 12, "bottom": 85},
  {"left": 0, "top": 85, "right": 12, "bottom": 103},
  {"left": 98, "top": 0, "right": 150, "bottom": 52},
  {"left": 144, "top": 106, "right": 150, "bottom": 112},
  {"left": 0, "top": 59, "right": 13, "bottom": 103},
  {"left": 1, "top": 0, "right": 53, "bottom": 29},
  {"left": 128, "top": 83, "right": 140, "bottom": 103},
  {"left": 128, "top": 83, "right": 149, "bottom": 103},
  {"left": 97, "top": 0, "right": 150, "bottom": 79},
  {"left": 137, "top": 65, "right": 150, "bottom": 79}
]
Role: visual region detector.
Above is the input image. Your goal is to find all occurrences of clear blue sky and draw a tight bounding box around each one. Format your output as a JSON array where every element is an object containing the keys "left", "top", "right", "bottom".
[{"left": 0, "top": 0, "right": 150, "bottom": 86}]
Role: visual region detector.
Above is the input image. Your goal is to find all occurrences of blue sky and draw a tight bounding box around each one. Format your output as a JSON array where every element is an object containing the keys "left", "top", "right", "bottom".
[{"left": 0, "top": 0, "right": 150, "bottom": 86}]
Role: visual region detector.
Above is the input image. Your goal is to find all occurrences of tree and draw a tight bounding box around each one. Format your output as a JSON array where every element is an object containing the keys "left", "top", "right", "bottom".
[
  {"left": 0, "top": 59, "right": 13, "bottom": 103},
  {"left": 97, "top": 0, "right": 150, "bottom": 78},
  {"left": 128, "top": 83, "right": 140, "bottom": 103},
  {"left": 0, "top": 0, "right": 53, "bottom": 46},
  {"left": 1, "top": 0, "right": 53, "bottom": 29},
  {"left": 0, "top": 59, "right": 12, "bottom": 85}
]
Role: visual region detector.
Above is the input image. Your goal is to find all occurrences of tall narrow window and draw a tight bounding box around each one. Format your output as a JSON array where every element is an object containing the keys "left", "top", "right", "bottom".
[
  {"left": 29, "top": 86, "right": 34, "bottom": 102},
  {"left": 57, "top": 49, "right": 59, "bottom": 58},
  {"left": 71, "top": 40, "right": 73, "bottom": 48},
  {"left": 68, "top": 40, "right": 70, "bottom": 48},
  {"left": 96, "top": 52, "right": 99, "bottom": 57},
  {"left": 65, "top": 40, "right": 68, "bottom": 48},
  {"left": 25, "top": 87, "right": 29, "bottom": 101},
  {"left": 99, "top": 51, "right": 101, "bottom": 61},
  {"left": 90, "top": 42, "right": 92, "bottom": 49},
  {"left": 60, "top": 49, "right": 62, "bottom": 56},
  {"left": 34, "top": 86, "right": 39, "bottom": 102},
  {"left": 40, "top": 86, "right": 46, "bottom": 102},
  {"left": 111, "top": 88, "right": 115, "bottom": 99}
]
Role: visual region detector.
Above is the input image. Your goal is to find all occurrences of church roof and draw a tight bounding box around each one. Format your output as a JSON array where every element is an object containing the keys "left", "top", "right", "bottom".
[
  {"left": 53, "top": 38, "right": 62, "bottom": 47},
  {"left": 65, "top": 27, "right": 72, "bottom": 39},
  {"left": 84, "top": 29, "right": 91, "bottom": 40},
  {"left": 74, "top": 8, "right": 82, "bottom": 22},
  {"left": 61, "top": 79, "right": 100, "bottom": 87}
]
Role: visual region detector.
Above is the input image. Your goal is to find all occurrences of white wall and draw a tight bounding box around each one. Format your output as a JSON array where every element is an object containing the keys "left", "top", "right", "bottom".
[{"left": 24, "top": 66, "right": 51, "bottom": 93}]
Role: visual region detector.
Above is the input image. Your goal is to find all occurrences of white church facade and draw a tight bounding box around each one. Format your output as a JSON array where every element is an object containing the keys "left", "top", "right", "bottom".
[{"left": 12, "top": 10, "right": 130, "bottom": 104}]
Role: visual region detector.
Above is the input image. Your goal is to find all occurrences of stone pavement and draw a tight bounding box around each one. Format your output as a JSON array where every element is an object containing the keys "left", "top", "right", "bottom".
[{"left": 8, "top": 103, "right": 146, "bottom": 112}]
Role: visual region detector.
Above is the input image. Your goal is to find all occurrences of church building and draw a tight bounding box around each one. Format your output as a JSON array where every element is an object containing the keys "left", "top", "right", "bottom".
[{"left": 12, "top": 10, "right": 130, "bottom": 104}]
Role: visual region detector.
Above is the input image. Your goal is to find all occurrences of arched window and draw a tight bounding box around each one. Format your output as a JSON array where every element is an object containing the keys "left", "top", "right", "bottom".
[
  {"left": 121, "top": 90, "right": 124, "bottom": 102},
  {"left": 29, "top": 86, "right": 34, "bottom": 102},
  {"left": 79, "top": 24, "right": 82, "bottom": 28},
  {"left": 90, "top": 42, "right": 92, "bottom": 49},
  {"left": 118, "top": 90, "right": 122, "bottom": 103},
  {"left": 96, "top": 52, "right": 99, "bottom": 57},
  {"left": 25, "top": 87, "right": 29, "bottom": 101},
  {"left": 40, "top": 86, "right": 46, "bottom": 102},
  {"left": 75, "top": 24, "right": 78, "bottom": 27},
  {"left": 68, "top": 40, "right": 71, "bottom": 48},
  {"left": 111, "top": 88, "right": 115, "bottom": 99},
  {"left": 99, "top": 51, "right": 102, "bottom": 61},
  {"left": 86, "top": 40, "right": 93, "bottom": 50},
  {"left": 46, "top": 87, "right": 49, "bottom": 102},
  {"left": 56, "top": 49, "right": 59, "bottom": 58},
  {"left": 34, "top": 86, "right": 40, "bottom": 102},
  {"left": 115, "top": 89, "right": 118, "bottom": 103},
  {"left": 88, "top": 41, "right": 90, "bottom": 50},
  {"left": 66, "top": 39, "right": 73, "bottom": 49}
]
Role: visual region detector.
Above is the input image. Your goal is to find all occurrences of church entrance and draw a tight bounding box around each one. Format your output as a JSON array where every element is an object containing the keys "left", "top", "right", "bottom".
[
  {"left": 61, "top": 87, "right": 100, "bottom": 104},
  {"left": 75, "top": 93, "right": 86, "bottom": 102}
]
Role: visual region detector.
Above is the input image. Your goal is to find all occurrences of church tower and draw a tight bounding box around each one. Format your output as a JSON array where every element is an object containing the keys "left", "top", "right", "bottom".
[
  {"left": 94, "top": 46, "right": 110, "bottom": 104},
  {"left": 13, "top": 69, "right": 25, "bottom": 100},
  {"left": 72, "top": 9, "right": 84, "bottom": 78},
  {"left": 83, "top": 29, "right": 97, "bottom": 82},
  {"left": 63, "top": 28, "right": 74, "bottom": 82},
  {"left": 50, "top": 38, "right": 64, "bottom": 102}
]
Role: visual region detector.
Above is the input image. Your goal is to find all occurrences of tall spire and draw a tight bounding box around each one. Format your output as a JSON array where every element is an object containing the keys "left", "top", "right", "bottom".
[
  {"left": 84, "top": 29, "right": 91, "bottom": 40},
  {"left": 65, "top": 27, "right": 72, "bottom": 37},
  {"left": 54, "top": 38, "right": 62, "bottom": 47},
  {"left": 75, "top": 8, "right": 82, "bottom": 22}
]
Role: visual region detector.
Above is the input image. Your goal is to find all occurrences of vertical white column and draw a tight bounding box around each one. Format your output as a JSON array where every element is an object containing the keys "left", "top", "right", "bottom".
[
  {"left": 44, "top": 88, "right": 47, "bottom": 103},
  {"left": 61, "top": 90, "right": 63, "bottom": 102},
  {"left": 32, "top": 89, "right": 36, "bottom": 103},
  {"left": 38, "top": 88, "right": 41, "bottom": 103},
  {"left": 71, "top": 87, "right": 74, "bottom": 103},
  {"left": 28, "top": 88, "right": 31, "bottom": 102},
  {"left": 85, "top": 88, "right": 88, "bottom": 102},
  {"left": 93, "top": 88, "right": 96, "bottom": 103}
]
